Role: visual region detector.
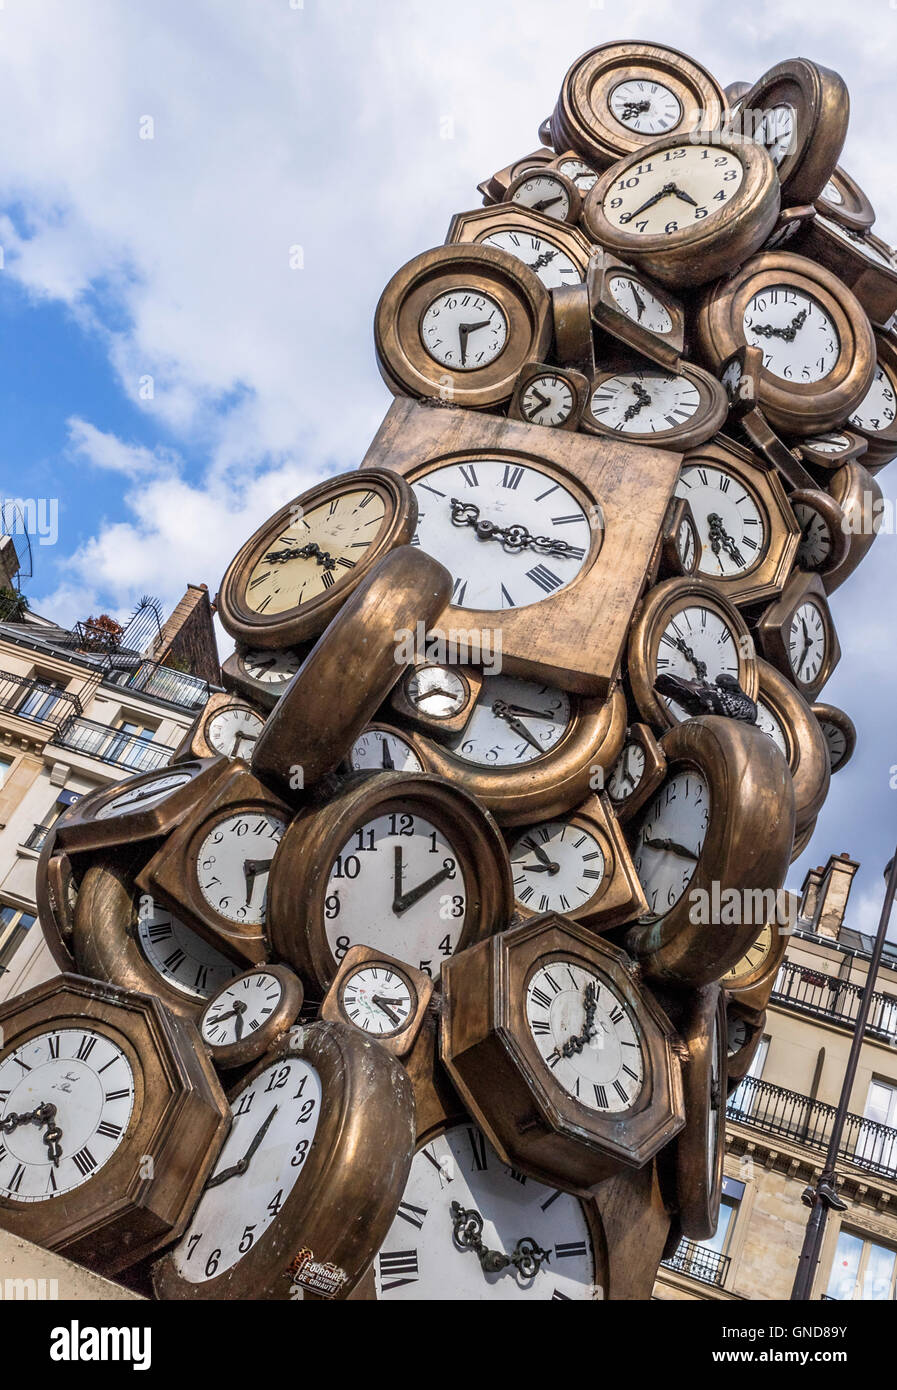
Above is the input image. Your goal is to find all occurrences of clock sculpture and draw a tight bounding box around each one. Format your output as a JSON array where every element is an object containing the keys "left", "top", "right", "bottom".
[{"left": 18, "top": 40, "right": 889, "bottom": 1302}]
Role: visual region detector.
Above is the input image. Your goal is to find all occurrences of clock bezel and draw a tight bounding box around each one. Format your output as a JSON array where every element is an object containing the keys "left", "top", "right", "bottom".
[
  {"left": 815, "top": 164, "right": 876, "bottom": 234},
  {"left": 755, "top": 657, "right": 830, "bottom": 834},
  {"left": 737, "top": 59, "right": 848, "bottom": 206},
  {"left": 754, "top": 569, "right": 841, "bottom": 700},
  {"left": 587, "top": 248, "right": 686, "bottom": 370},
  {"left": 581, "top": 355, "right": 728, "bottom": 452},
  {"left": 506, "top": 360, "right": 590, "bottom": 430},
  {"left": 811, "top": 701, "right": 857, "bottom": 775},
  {"left": 321, "top": 945, "right": 433, "bottom": 1058}
]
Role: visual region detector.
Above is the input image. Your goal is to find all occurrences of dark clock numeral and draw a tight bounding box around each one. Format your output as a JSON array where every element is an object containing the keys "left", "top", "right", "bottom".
[{"left": 378, "top": 1249, "right": 420, "bottom": 1291}]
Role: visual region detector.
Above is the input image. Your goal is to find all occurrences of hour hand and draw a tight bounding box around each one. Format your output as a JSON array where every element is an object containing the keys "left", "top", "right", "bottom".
[{"left": 642, "top": 836, "right": 699, "bottom": 861}]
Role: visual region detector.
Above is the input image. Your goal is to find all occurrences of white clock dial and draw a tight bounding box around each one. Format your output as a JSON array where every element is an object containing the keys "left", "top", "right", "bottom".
[
  {"left": 0, "top": 1029, "right": 135, "bottom": 1201},
  {"left": 137, "top": 901, "right": 240, "bottom": 999},
  {"left": 820, "top": 720, "right": 846, "bottom": 768},
  {"left": 743, "top": 287, "right": 839, "bottom": 383},
  {"left": 849, "top": 362, "right": 897, "bottom": 433},
  {"left": 793, "top": 503, "right": 832, "bottom": 569},
  {"left": 520, "top": 374, "right": 575, "bottom": 426},
  {"left": 480, "top": 230, "right": 581, "bottom": 290},
  {"left": 405, "top": 666, "right": 467, "bottom": 718},
  {"left": 788, "top": 601, "right": 827, "bottom": 684},
  {"left": 509, "top": 821, "right": 605, "bottom": 914},
  {"left": 240, "top": 647, "right": 301, "bottom": 689},
  {"left": 324, "top": 813, "right": 467, "bottom": 978},
  {"left": 821, "top": 178, "right": 843, "bottom": 205},
  {"left": 675, "top": 464, "right": 766, "bottom": 576},
  {"left": 196, "top": 812, "right": 286, "bottom": 925},
  {"left": 94, "top": 771, "right": 193, "bottom": 821},
  {"left": 526, "top": 961, "right": 644, "bottom": 1112},
  {"left": 347, "top": 728, "right": 424, "bottom": 774},
  {"left": 589, "top": 367, "right": 700, "bottom": 435},
  {"left": 419, "top": 289, "right": 508, "bottom": 371},
  {"left": 677, "top": 518, "right": 697, "bottom": 570},
  {"left": 802, "top": 431, "right": 851, "bottom": 455},
  {"left": 723, "top": 921, "right": 773, "bottom": 986},
  {"left": 449, "top": 674, "right": 571, "bottom": 767},
  {"left": 340, "top": 965, "right": 413, "bottom": 1036},
  {"left": 206, "top": 705, "right": 265, "bottom": 759},
  {"left": 607, "top": 740, "right": 646, "bottom": 802},
  {"left": 754, "top": 699, "right": 789, "bottom": 758},
  {"left": 755, "top": 104, "right": 795, "bottom": 166},
  {"left": 607, "top": 274, "right": 673, "bottom": 333},
  {"left": 375, "top": 1124, "right": 596, "bottom": 1300},
  {"left": 727, "top": 1014, "right": 749, "bottom": 1056},
  {"left": 654, "top": 606, "right": 741, "bottom": 719},
  {"left": 608, "top": 78, "right": 682, "bottom": 135},
  {"left": 603, "top": 144, "right": 744, "bottom": 235},
  {"left": 412, "top": 458, "right": 592, "bottom": 610},
  {"left": 245, "top": 490, "right": 385, "bottom": 616},
  {"left": 510, "top": 173, "right": 571, "bottom": 221},
  {"left": 173, "top": 1056, "right": 322, "bottom": 1282},
  {"left": 632, "top": 771, "right": 710, "bottom": 917},
  {"left": 557, "top": 157, "right": 597, "bottom": 191},
  {"left": 817, "top": 215, "right": 897, "bottom": 268},
  {"left": 201, "top": 971, "right": 284, "bottom": 1048}
]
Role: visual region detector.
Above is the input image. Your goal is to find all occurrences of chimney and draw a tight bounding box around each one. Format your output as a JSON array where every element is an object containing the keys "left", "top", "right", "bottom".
[
  {"left": 812, "top": 852, "right": 860, "bottom": 939},
  {"left": 152, "top": 584, "right": 221, "bottom": 685},
  {"left": 799, "top": 865, "right": 825, "bottom": 927}
]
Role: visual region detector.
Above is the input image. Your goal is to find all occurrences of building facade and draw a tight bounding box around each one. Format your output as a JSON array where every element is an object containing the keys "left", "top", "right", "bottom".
[{"left": 656, "top": 851, "right": 897, "bottom": 1303}]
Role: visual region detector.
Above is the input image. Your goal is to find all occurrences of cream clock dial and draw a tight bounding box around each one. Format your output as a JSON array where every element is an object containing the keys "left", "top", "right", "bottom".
[
  {"left": 206, "top": 706, "right": 265, "bottom": 760},
  {"left": 347, "top": 728, "right": 425, "bottom": 774},
  {"left": 479, "top": 230, "right": 582, "bottom": 290},
  {"left": 509, "top": 173, "right": 572, "bottom": 221},
  {"left": 603, "top": 143, "right": 744, "bottom": 235},
  {"left": 0, "top": 1028, "right": 135, "bottom": 1201},
  {"left": 742, "top": 288, "right": 839, "bottom": 383},
  {"left": 792, "top": 501, "right": 833, "bottom": 570},
  {"left": 727, "top": 1014, "right": 749, "bottom": 1056},
  {"left": 788, "top": 601, "right": 827, "bottom": 685},
  {"left": 200, "top": 970, "right": 285, "bottom": 1049},
  {"left": 654, "top": 606, "right": 741, "bottom": 719},
  {"left": 607, "top": 274, "right": 674, "bottom": 333},
  {"left": 525, "top": 961, "right": 644, "bottom": 1113},
  {"left": 755, "top": 104, "right": 795, "bottom": 166},
  {"left": 588, "top": 367, "right": 699, "bottom": 435},
  {"left": 754, "top": 699, "right": 789, "bottom": 759},
  {"left": 419, "top": 289, "right": 508, "bottom": 370},
  {"left": 405, "top": 667, "right": 467, "bottom": 718},
  {"left": 849, "top": 362, "right": 897, "bottom": 433},
  {"left": 449, "top": 675, "right": 572, "bottom": 767},
  {"left": 94, "top": 772, "right": 193, "bottom": 821},
  {"left": 196, "top": 813, "right": 286, "bottom": 926},
  {"left": 509, "top": 821, "right": 605, "bottom": 915},
  {"left": 338, "top": 964, "right": 414, "bottom": 1037},
  {"left": 674, "top": 465, "right": 765, "bottom": 577},
  {"left": 137, "top": 901, "right": 240, "bottom": 1000},
  {"left": 632, "top": 771, "right": 710, "bottom": 918},
  {"left": 607, "top": 740, "right": 646, "bottom": 802},
  {"left": 721, "top": 922, "right": 773, "bottom": 987},
  {"left": 609, "top": 78, "right": 682, "bottom": 135},
  {"left": 520, "top": 374, "right": 576, "bottom": 426},
  {"left": 240, "top": 648, "right": 301, "bottom": 690},
  {"left": 556, "top": 156, "right": 597, "bottom": 192}
]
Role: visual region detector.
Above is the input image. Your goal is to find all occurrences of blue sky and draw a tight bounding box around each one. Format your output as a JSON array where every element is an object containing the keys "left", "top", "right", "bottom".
[{"left": 0, "top": 0, "right": 895, "bottom": 927}]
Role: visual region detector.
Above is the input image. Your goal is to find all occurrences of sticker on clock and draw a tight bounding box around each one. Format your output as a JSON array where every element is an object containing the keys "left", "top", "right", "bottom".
[{"left": 287, "top": 1247, "right": 348, "bottom": 1299}]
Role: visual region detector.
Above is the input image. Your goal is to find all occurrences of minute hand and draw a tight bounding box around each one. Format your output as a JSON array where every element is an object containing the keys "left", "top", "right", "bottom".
[{"left": 393, "top": 865, "right": 454, "bottom": 915}]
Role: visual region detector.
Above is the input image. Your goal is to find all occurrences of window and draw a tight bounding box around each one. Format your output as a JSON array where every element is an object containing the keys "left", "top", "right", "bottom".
[
  {"left": 728, "top": 1035, "right": 770, "bottom": 1114},
  {"left": 104, "top": 718, "right": 157, "bottom": 771},
  {"left": 18, "top": 678, "right": 68, "bottom": 723},
  {"left": 855, "top": 1079, "right": 897, "bottom": 1171},
  {"left": 826, "top": 1230, "right": 897, "bottom": 1301},
  {"left": 0, "top": 755, "right": 12, "bottom": 787},
  {"left": 0, "top": 905, "right": 37, "bottom": 975},
  {"left": 665, "top": 1177, "right": 744, "bottom": 1286}
]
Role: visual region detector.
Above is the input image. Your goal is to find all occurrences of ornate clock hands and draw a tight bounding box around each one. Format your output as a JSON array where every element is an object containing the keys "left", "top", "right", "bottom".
[
  {"left": 706, "top": 512, "right": 746, "bottom": 569},
  {"left": 559, "top": 981, "right": 599, "bottom": 1058},
  {"left": 1, "top": 1101, "right": 63, "bottom": 1167},
  {"left": 620, "top": 99, "right": 651, "bottom": 122},
  {"left": 526, "top": 248, "right": 558, "bottom": 273},
  {"left": 623, "top": 380, "right": 652, "bottom": 421},
  {"left": 669, "top": 635, "right": 708, "bottom": 680},
  {"left": 746, "top": 307, "right": 808, "bottom": 343},
  {"left": 205, "top": 1105, "right": 278, "bottom": 1189},
  {"left": 642, "top": 836, "right": 700, "bottom": 861},
  {"left": 264, "top": 540, "right": 337, "bottom": 570},
  {"left": 448, "top": 499, "right": 577, "bottom": 558},
  {"left": 450, "top": 1201, "right": 551, "bottom": 1280}
]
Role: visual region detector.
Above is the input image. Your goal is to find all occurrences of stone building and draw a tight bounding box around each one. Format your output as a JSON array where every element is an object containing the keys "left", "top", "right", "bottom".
[{"left": 656, "top": 850, "right": 897, "bottom": 1302}]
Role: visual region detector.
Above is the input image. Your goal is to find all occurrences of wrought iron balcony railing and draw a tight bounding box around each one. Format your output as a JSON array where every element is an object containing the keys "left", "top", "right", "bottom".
[
  {"left": 771, "top": 959, "right": 897, "bottom": 1045},
  {"left": 0, "top": 670, "right": 82, "bottom": 730},
  {"left": 102, "top": 657, "right": 211, "bottom": 711},
  {"left": 728, "top": 1075, "right": 897, "bottom": 1180},
  {"left": 22, "top": 822, "right": 53, "bottom": 851},
  {"left": 660, "top": 1239, "right": 731, "bottom": 1288},
  {"left": 49, "top": 717, "right": 174, "bottom": 773}
]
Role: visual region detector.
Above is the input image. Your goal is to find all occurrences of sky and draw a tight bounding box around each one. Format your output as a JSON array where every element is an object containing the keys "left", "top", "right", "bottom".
[{"left": 0, "top": 0, "right": 895, "bottom": 926}]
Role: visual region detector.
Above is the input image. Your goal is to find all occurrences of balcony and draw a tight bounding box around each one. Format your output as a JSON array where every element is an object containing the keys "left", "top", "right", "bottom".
[
  {"left": 102, "top": 657, "right": 211, "bottom": 712},
  {"left": 0, "top": 670, "right": 82, "bottom": 731},
  {"left": 660, "top": 1239, "right": 730, "bottom": 1288},
  {"left": 772, "top": 959, "right": 897, "bottom": 1046},
  {"left": 728, "top": 1076, "right": 897, "bottom": 1181},
  {"left": 49, "top": 717, "right": 174, "bottom": 773},
  {"left": 22, "top": 822, "right": 53, "bottom": 851}
]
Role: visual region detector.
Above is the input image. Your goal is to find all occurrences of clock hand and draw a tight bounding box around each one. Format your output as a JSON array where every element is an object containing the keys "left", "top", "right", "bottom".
[
  {"left": 448, "top": 498, "right": 576, "bottom": 559},
  {"left": 706, "top": 513, "right": 746, "bottom": 569},
  {"left": 458, "top": 319, "right": 493, "bottom": 366},
  {"left": 560, "top": 981, "right": 599, "bottom": 1057},
  {"left": 630, "top": 283, "right": 647, "bottom": 320},
  {"left": 1, "top": 1101, "right": 64, "bottom": 1167},
  {"left": 672, "top": 187, "right": 698, "bottom": 207},
  {"left": 532, "top": 195, "right": 563, "bottom": 213},
  {"left": 371, "top": 996, "right": 403, "bottom": 1027},
  {"left": 527, "top": 248, "right": 558, "bottom": 272},
  {"left": 498, "top": 704, "right": 559, "bottom": 720},
  {"left": 231, "top": 734, "right": 258, "bottom": 759},
  {"left": 642, "top": 836, "right": 700, "bottom": 861},
  {"left": 412, "top": 686, "right": 462, "bottom": 705},
  {"left": 380, "top": 738, "right": 395, "bottom": 770},
  {"left": 620, "top": 182, "right": 679, "bottom": 222},
  {"left": 670, "top": 637, "right": 708, "bottom": 680},
  {"left": 206, "top": 1000, "right": 247, "bottom": 1027},
  {"left": 623, "top": 381, "right": 652, "bottom": 421},
  {"left": 206, "top": 1104, "right": 279, "bottom": 1188},
  {"left": 621, "top": 99, "right": 651, "bottom": 121},
  {"left": 243, "top": 858, "right": 273, "bottom": 905},
  {"left": 490, "top": 702, "right": 544, "bottom": 755},
  {"left": 520, "top": 836, "right": 559, "bottom": 873},
  {"left": 393, "top": 863, "right": 455, "bottom": 915},
  {"left": 528, "top": 387, "right": 552, "bottom": 412},
  {"left": 393, "top": 844, "right": 404, "bottom": 912},
  {"left": 450, "top": 1202, "right": 551, "bottom": 1280},
  {"left": 264, "top": 541, "right": 337, "bottom": 568}
]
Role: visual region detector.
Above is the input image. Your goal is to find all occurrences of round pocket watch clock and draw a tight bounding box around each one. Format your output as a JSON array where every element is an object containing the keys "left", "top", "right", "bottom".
[
  {"left": 447, "top": 204, "right": 593, "bottom": 291},
  {"left": 788, "top": 486, "right": 850, "bottom": 575},
  {"left": 0, "top": 973, "right": 229, "bottom": 1275},
  {"left": 582, "top": 133, "right": 779, "bottom": 289},
  {"left": 320, "top": 945, "right": 434, "bottom": 1058},
  {"left": 719, "top": 894, "right": 794, "bottom": 1013},
  {"left": 34, "top": 826, "right": 79, "bottom": 972},
  {"left": 811, "top": 702, "right": 857, "bottom": 774},
  {"left": 216, "top": 469, "right": 417, "bottom": 650},
  {"left": 626, "top": 715, "right": 795, "bottom": 987},
  {"left": 791, "top": 428, "right": 868, "bottom": 472},
  {"left": 507, "top": 361, "right": 590, "bottom": 429},
  {"left": 199, "top": 964, "right": 304, "bottom": 1069},
  {"left": 816, "top": 165, "right": 876, "bottom": 234},
  {"left": 375, "top": 243, "right": 552, "bottom": 408},
  {"left": 478, "top": 148, "right": 555, "bottom": 204},
  {"left": 221, "top": 644, "right": 305, "bottom": 710},
  {"left": 389, "top": 661, "right": 481, "bottom": 738},
  {"left": 268, "top": 771, "right": 514, "bottom": 994},
  {"left": 550, "top": 150, "right": 599, "bottom": 193},
  {"left": 173, "top": 693, "right": 265, "bottom": 763},
  {"left": 626, "top": 576, "right": 758, "bottom": 731},
  {"left": 581, "top": 356, "right": 727, "bottom": 450},
  {"left": 659, "top": 986, "right": 726, "bottom": 1240},
  {"left": 152, "top": 1022, "right": 416, "bottom": 1301},
  {"left": 846, "top": 333, "right": 897, "bottom": 469},
  {"left": 550, "top": 41, "right": 727, "bottom": 168},
  {"left": 605, "top": 721, "right": 667, "bottom": 822},
  {"left": 506, "top": 791, "right": 647, "bottom": 929},
  {"left": 587, "top": 248, "right": 686, "bottom": 369},
  {"left": 753, "top": 658, "right": 830, "bottom": 834},
  {"left": 725, "top": 1002, "right": 767, "bottom": 1094},
  {"left": 754, "top": 569, "right": 841, "bottom": 700},
  {"left": 54, "top": 758, "right": 229, "bottom": 858},
  {"left": 344, "top": 723, "right": 426, "bottom": 775},
  {"left": 695, "top": 250, "right": 876, "bottom": 436},
  {"left": 737, "top": 59, "right": 848, "bottom": 205},
  {"left": 504, "top": 168, "right": 582, "bottom": 225},
  {"left": 441, "top": 915, "right": 685, "bottom": 1195}
]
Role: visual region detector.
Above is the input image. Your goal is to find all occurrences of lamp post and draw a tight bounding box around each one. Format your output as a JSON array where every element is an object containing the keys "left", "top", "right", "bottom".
[{"left": 790, "top": 849, "right": 897, "bottom": 1301}]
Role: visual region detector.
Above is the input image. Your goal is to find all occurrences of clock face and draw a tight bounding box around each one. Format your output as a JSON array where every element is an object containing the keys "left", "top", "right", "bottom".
[
  {"left": 201, "top": 971, "right": 284, "bottom": 1049},
  {"left": 788, "top": 601, "right": 827, "bottom": 684},
  {"left": 480, "top": 230, "right": 581, "bottom": 290},
  {"left": 411, "top": 458, "right": 593, "bottom": 610},
  {"left": 557, "top": 156, "right": 597, "bottom": 191},
  {"left": 817, "top": 215, "right": 897, "bottom": 269},
  {"left": 793, "top": 503, "right": 832, "bottom": 570},
  {"left": 607, "top": 740, "right": 646, "bottom": 802},
  {"left": 136, "top": 901, "right": 240, "bottom": 1000},
  {"left": 448, "top": 675, "right": 572, "bottom": 767},
  {"left": 347, "top": 728, "right": 424, "bottom": 774},
  {"left": 339, "top": 964, "right": 414, "bottom": 1037},
  {"left": 206, "top": 705, "right": 265, "bottom": 759},
  {"left": 520, "top": 374, "right": 576, "bottom": 426},
  {"left": 419, "top": 289, "right": 508, "bottom": 371},
  {"left": 675, "top": 465, "right": 766, "bottom": 577},
  {"left": 742, "top": 288, "right": 840, "bottom": 383},
  {"left": 722, "top": 921, "right": 773, "bottom": 986},
  {"left": 632, "top": 771, "right": 710, "bottom": 917},
  {"left": 525, "top": 960, "right": 645, "bottom": 1112},
  {"left": 602, "top": 144, "right": 744, "bottom": 235},
  {"left": 324, "top": 812, "right": 468, "bottom": 978},
  {"left": 654, "top": 605, "right": 741, "bottom": 719},
  {"left": 608, "top": 78, "right": 682, "bottom": 135},
  {"left": 94, "top": 771, "right": 194, "bottom": 821},
  {"left": 677, "top": 518, "right": 697, "bottom": 570},
  {"left": 755, "top": 104, "right": 795, "bottom": 166},
  {"left": 821, "top": 178, "right": 843, "bottom": 205},
  {"left": 244, "top": 489, "right": 386, "bottom": 617},
  {"left": 0, "top": 1028, "right": 135, "bottom": 1201},
  {"left": 172, "top": 1056, "right": 322, "bottom": 1282},
  {"left": 727, "top": 1015, "right": 749, "bottom": 1056},
  {"left": 607, "top": 274, "right": 673, "bottom": 333},
  {"left": 196, "top": 812, "right": 286, "bottom": 925},
  {"left": 589, "top": 367, "right": 700, "bottom": 435},
  {"left": 510, "top": 173, "right": 571, "bottom": 221},
  {"left": 405, "top": 666, "right": 467, "bottom": 718},
  {"left": 820, "top": 720, "right": 847, "bottom": 768},
  {"left": 754, "top": 699, "right": 789, "bottom": 758},
  {"left": 374, "top": 1124, "right": 597, "bottom": 1300},
  {"left": 849, "top": 362, "right": 897, "bottom": 433},
  {"left": 509, "top": 821, "right": 605, "bottom": 915},
  {"left": 240, "top": 647, "right": 301, "bottom": 688},
  {"left": 803, "top": 431, "right": 851, "bottom": 455},
  {"left": 708, "top": 1013, "right": 721, "bottom": 1172}
]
